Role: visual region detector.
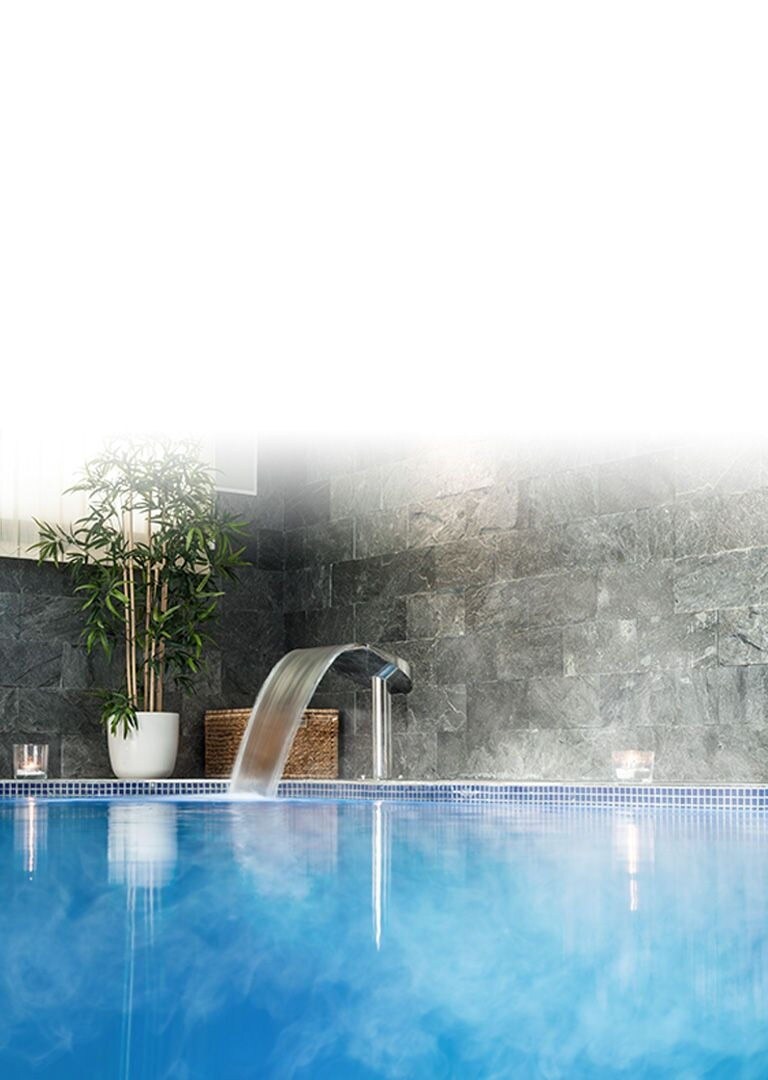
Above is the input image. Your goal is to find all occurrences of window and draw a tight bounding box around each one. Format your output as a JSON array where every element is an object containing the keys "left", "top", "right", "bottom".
[
  {"left": 0, "top": 430, "right": 97, "bottom": 559},
  {"left": 0, "top": 431, "right": 258, "bottom": 559}
]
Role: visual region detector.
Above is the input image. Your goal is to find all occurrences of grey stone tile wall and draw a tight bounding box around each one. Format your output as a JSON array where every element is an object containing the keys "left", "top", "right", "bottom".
[
  {"left": 8, "top": 438, "right": 768, "bottom": 785},
  {"left": 0, "top": 483, "right": 285, "bottom": 779},
  {"left": 282, "top": 439, "right": 768, "bottom": 783}
]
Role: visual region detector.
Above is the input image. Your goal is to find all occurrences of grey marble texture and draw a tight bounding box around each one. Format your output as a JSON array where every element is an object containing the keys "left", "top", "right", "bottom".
[
  {"left": 673, "top": 549, "right": 768, "bottom": 612},
  {"left": 597, "top": 451, "right": 675, "bottom": 514},
  {"left": 718, "top": 607, "right": 768, "bottom": 666},
  {"left": 597, "top": 562, "right": 674, "bottom": 619},
  {"left": 674, "top": 489, "right": 768, "bottom": 558},
  {"left": 280, "top": 438, "right": 768, "bottom": 783},
  {"left": 524, "top": 467, "right": 597, "bottom": 526},
  {"left": 563, "top": 620, "right": 638, "bottom": 676},
  {"left": 407, "top": 591, "right": 465, "bottom": 639},
  {"left": 354, "top": 509, "right": 409, "bottom": 559},
  {"left": 637, "top": 612, "right": 718, "bottom": 671}
]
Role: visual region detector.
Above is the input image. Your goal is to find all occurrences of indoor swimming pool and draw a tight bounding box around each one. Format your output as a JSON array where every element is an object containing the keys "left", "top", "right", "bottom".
[{"left": 1, "top": 793, "right": 767, "bottom": 1078}]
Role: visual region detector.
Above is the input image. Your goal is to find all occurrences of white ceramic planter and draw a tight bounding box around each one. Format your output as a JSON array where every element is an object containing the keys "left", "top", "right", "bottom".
[{"left": 107, "top": 711, "right": 180, "bottom": 779}]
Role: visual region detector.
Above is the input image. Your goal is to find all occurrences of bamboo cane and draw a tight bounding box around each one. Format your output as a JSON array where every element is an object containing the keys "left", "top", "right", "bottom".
[
  {"left": 122, "top": 556, "right": 133, "bottom": 708},
  {"left": 157, "top": 579, "right": 168, "bottom": 711},
  {"left": 144, "top": 510, "right": 152, "bottom": 712},
  {"left": 149, "top": 560, "right": 160, "bottom": 712},
  {"left": 126, "top": 500, "right": 137, "bottom": 710}
]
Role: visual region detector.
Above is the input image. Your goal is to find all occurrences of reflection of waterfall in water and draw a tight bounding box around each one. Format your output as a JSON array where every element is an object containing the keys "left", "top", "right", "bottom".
[
  {"left": 230, "top": 801, "right": 339, "bottom": 899},
  {"left": 108, "top": 803, "right": 178, "bottom": 1080},
  {"left": 232, "top": 799, "right": 390, "bottom": 951},
  {"left": 13, "top": 800, "right": 47, "bottom": 878},
  {"left": 372, "top": 802, "right": 391, "bottom": 950}
]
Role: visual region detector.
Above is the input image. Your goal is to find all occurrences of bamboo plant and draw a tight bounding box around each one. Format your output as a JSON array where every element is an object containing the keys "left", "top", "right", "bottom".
[{"left": 33, "top": 438, "right": 246, "bottom": 735}]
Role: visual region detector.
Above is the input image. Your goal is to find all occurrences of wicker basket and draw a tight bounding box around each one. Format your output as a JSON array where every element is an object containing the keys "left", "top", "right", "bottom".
[{"left": 205, "top": 707, "right": 339, "bottom": 779}]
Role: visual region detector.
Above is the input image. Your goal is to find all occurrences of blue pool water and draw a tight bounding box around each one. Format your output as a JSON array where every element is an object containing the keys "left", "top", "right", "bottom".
[{"left": 1, "top": 798, "right": 768, "bottom": 1078}]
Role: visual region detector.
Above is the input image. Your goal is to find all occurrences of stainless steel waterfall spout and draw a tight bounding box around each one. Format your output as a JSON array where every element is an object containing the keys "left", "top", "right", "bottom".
[{"left": 230, "top": 644, "right": 412, "bottom": 796}]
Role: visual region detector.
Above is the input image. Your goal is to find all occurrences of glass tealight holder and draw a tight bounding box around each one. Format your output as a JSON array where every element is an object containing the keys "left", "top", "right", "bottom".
[
  {"left": 13, "top": 744, "right": 49, "bottom": 780},
  {"left": 612, "top": 750, "right": 654, "bottom": 784}
]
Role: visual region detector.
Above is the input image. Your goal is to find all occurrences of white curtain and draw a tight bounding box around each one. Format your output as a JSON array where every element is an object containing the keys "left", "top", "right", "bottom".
[{"left": 0, "top": 430, "right": 98, "bottom": 559}]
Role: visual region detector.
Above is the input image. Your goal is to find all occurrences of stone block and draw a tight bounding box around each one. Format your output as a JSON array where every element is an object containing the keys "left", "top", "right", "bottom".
[
  {"left": 637, "top": 612, "right": 717, "bottom": 671},
  {"left": 406, "top": 684, "right": 467, "bottom": 733},
  {"left": 60, "top": 643, "right": 120, "bottom": 691},
  {"left": 284, "top": 481, "right": 330, "bottom": 530},
  {"left": 330, "top": 468, "right": 382, "bottom": 520},
  {"left": 304, "top": 520, "right": 354, "bottom": 566},
  {"left": 436, "top": 730, "right": 468, "bottom": 778},
  {"left": 407, "top": 591, "right": 465, "bottom": 640},
  {"left": 718, "top": 606, "right": 768, "bottom": 666},
  {"left": 408, "top": 485, "right": 518, "bottom": 549},
  {"left": 0, "top": 558, "right": 20, "bottom": 592},
  {"left": 333, "top": 550, "right": 436, "bottom": 606},
  {"left": 18, "top": 595, "right": 83, "bottom": 645},
  {"left": 563, "top": 620, "right": 638, "bottom": 676},
  {"left": 673, "top": 550, "right": 768, "bottom": 613},
  {"left": 597, "top": 561, "right": 674, "bottom": 619},
  {"left": 18, "top": 559, "right": 71, "bottom": 596},
  {"left": 220, "top": 567, "right": 283, "bottom": 613},
  {"left": 674, "top": 444, "right": 763, "bottom": 497},
  {"left": 636, "top": 506, "right": 675, "bottom": 562},
  {"left": 284, "top": 606, "right": 354, "bottom": 650},
  {"left": 495, "top": 628, "right": 563, "bottom": 680},
  {"left": 466, "top": 680, "right": 529, "bottom": 745},
  {"left": 355, "top": 509, "right": 409, "bottom": 559},
  {"left": 355, "top": 597, "right": 407, "bottom": 642},
  {"left": 284, "top": 528, "right": 306, "bottom": 571},
  {"left": 284, "top": 566, "right": 331, "bottom": 613},
  {"left": 0, "top": 688, "right": 18, "bottom": 730},
  {"left": 561, "top": 513, "right": 637, "bottom": 569},
  {"left": 17, "top": 688, "right": 98, "bottom": 734},
  {"left": 433, "top": 633, "right": 498, "bottom": 685},
  {"left": 434, "top": 541, "right": 494, "bottom": 588},
  {"left": 526, "top": 467, "right": 597, "bottom": 526},
  {"left": 597, "top": 451, "right": 674, "bottom": 514},
  {"left": 463, "top": 729, "right": 528, "bottom": 779},
  {"left": 61, "top": 732, "right": 110, "bottom": 778},
  {"left": 0, "top": 592, "right": 20, "bottom": 639},
  {"left": 526, "top": 675, "right": 600, "bottom": 728},
  {"left": 467, "top": 570, "right": 596, "bottom": 633},
  {"left": 599, "top": 671, "right": 670, "bottom": 729},
  {"left": 254, "top": 529, "right": 285, "bottom": 571},
  {"left": 0, "top": 641, "right": 62, "bottom": 687},
  {"left": 494, "top": 528, "right": 564, "bottom": 580}
]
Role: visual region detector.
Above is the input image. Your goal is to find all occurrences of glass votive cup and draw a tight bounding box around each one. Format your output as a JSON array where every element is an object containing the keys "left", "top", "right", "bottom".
[
  {"left": 13, "top": 744, "right": 49, "bottom": 780},
  {"left": 612, "top": 749, "right": 654, "bottom": 783}
]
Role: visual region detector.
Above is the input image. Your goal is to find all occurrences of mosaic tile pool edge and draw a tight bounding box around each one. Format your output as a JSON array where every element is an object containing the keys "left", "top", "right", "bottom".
[{"left": 1, "top": 779, "right": 768, "bottom": 810}]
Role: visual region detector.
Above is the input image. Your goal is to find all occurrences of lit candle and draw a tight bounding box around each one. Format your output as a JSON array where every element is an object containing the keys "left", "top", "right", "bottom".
[
  {"left": 612, "top": 749, "right": 654, "bottom": 783},
  {"left": 13, "top": 744, "right": 49, "bottom": 780}
]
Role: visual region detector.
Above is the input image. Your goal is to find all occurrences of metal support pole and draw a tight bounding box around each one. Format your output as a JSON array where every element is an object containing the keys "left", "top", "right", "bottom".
[{"left": 371, "top": 675, "right": 392, "bottom": 780}]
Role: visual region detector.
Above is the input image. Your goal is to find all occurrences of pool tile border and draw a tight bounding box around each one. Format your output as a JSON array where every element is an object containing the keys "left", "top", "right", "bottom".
[{"left": 1, "top": 778, "right": 768, "bottom": 810}]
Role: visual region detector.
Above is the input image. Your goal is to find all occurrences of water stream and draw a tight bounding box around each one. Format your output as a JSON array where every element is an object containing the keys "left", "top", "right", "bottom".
[{"left": 229, "top": 644, "right": 412, "bottom": 796}]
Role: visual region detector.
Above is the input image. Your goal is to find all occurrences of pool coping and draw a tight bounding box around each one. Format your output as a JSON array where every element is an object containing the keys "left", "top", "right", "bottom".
[{"left": 1, "top": 778, "right": 768, "bottom": 809}]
